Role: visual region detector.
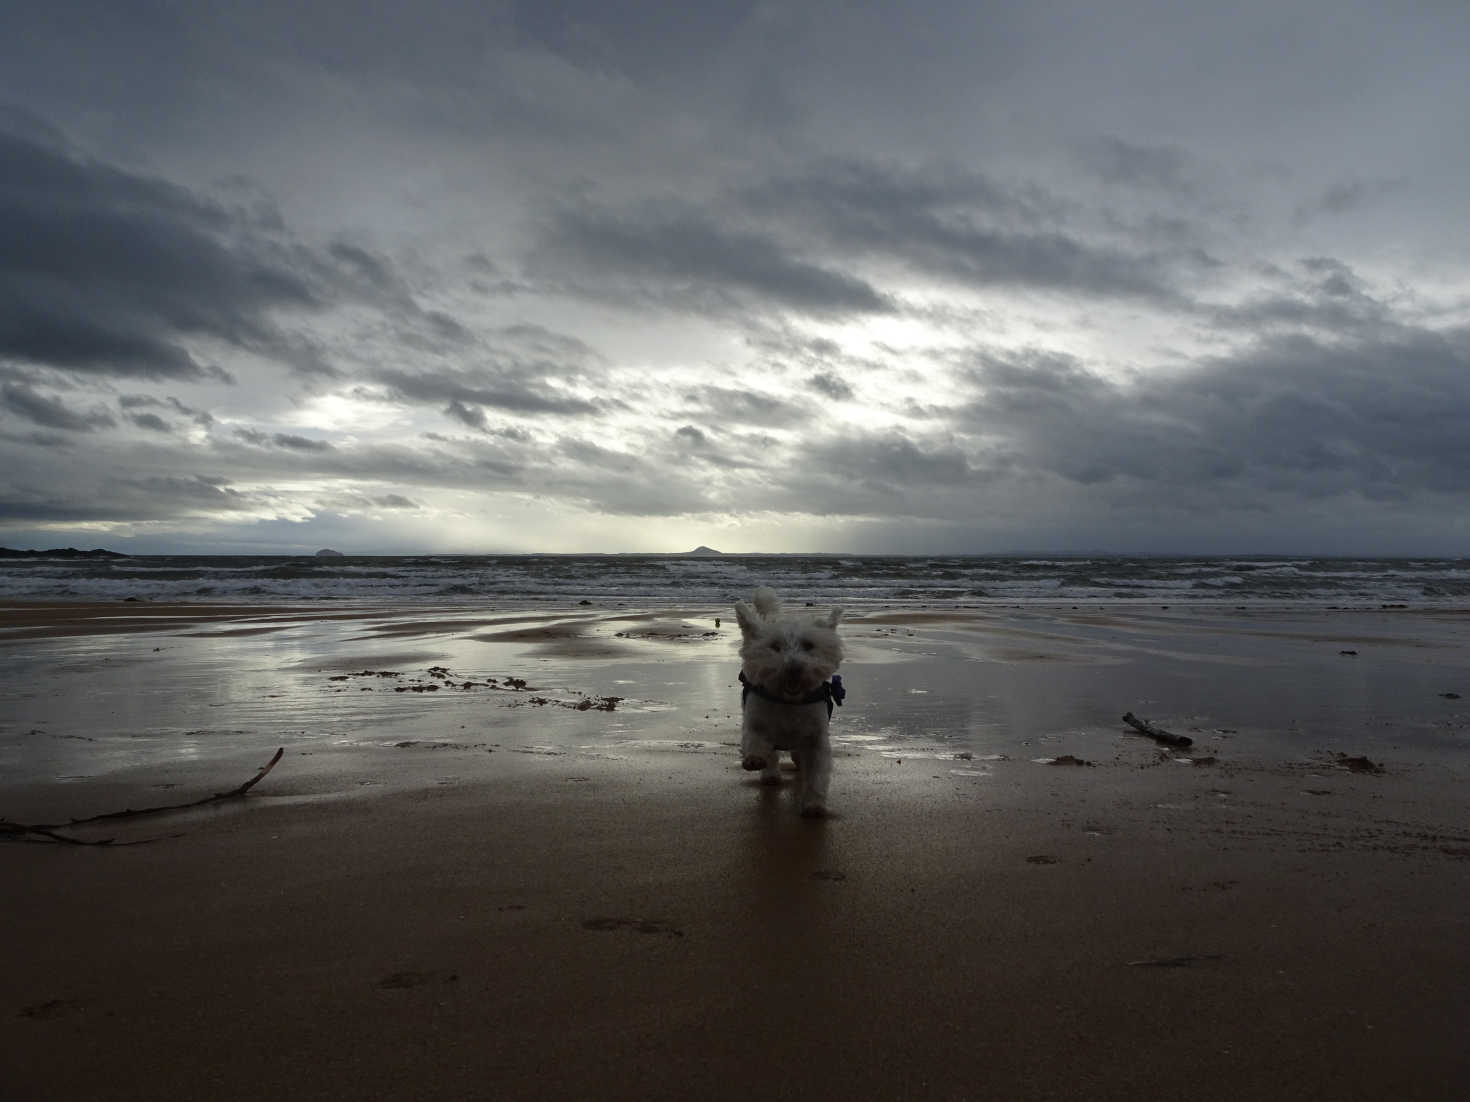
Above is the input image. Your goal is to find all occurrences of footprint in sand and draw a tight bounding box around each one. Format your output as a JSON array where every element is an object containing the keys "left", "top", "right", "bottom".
[
  {"left": 375, "top": 970, "right": 459, "bottom": 989},
  {"left": 581, "top": 916, "right": 684, "bottom": 937},
  {"left": 19, "top": 998, "right": 84, "bottom": 1019}
]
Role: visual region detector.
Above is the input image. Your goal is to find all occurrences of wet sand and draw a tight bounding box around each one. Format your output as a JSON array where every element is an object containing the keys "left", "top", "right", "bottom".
[{"left": 2, "top": 601, "right": 1469, "bottom": 1100}]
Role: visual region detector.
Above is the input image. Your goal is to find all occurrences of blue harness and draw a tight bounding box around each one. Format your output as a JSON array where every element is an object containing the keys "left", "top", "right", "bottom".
[{"left": 739, "top": 671, "right": 846, "bottom": 719}]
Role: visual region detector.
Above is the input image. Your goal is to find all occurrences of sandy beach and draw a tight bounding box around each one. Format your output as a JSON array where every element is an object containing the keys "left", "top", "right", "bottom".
[{"left": 3, "top": 600, "right": 1468, "bottom": 1100}]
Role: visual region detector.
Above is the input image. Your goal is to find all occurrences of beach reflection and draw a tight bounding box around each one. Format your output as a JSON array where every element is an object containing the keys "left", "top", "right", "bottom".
[{"left": 4, "top": 601, "right": 1468, "bottom": 787}]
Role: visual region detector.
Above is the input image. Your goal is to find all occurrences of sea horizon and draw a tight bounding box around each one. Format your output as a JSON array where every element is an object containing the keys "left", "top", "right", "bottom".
[
  {"left": 4, "top": 549, "right": 1468, "bottom": 607},
  {"left": 5, "top": 544, "right": 1468, "bottom": 560}
]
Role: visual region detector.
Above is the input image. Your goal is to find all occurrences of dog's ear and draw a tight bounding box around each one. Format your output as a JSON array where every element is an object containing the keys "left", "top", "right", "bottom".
[
  {"left": 734, "top": 600, "right": 760, "bottom": 639},
  {"left": 824, "top": 607, "right": 844, "bottom": 629},
  {"left": 752, "top": 587, "right": 781, "bottom": 618}
]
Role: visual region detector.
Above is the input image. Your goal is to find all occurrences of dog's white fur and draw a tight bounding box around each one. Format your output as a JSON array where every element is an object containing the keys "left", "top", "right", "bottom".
[{"left": 734, "top": 587, "right": 844, "bottom": 817}]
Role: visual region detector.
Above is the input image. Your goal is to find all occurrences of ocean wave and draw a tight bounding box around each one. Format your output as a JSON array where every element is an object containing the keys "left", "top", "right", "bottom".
[
  {"left": 1421, "top": 581, "right": 1470, "bottom": 597},
  {"left": 3, "top": 554, "right": 1468, "bottom": 607}
]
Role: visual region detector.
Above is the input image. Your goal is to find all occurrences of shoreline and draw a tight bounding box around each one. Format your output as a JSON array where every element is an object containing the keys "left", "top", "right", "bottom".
[{"left": 4, "top": 599, "right": 1468, "bottom": 788}]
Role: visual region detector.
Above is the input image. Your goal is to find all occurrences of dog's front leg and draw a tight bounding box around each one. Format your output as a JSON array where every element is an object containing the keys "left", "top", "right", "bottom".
[
  {"left": 798, "top": 735, "right": 832, "bottom": 817},
  {"left": 741, "top": 727, "right": 783, "bottom": 784}
]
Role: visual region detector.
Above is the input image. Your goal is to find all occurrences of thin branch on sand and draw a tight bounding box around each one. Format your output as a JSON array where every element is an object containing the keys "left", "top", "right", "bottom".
[
  {"left": 1121, "top": 712, "right": 1194, "bottom": 748},
  {"left": 1, "top": 747, "right": 285, "bottom": 846}
]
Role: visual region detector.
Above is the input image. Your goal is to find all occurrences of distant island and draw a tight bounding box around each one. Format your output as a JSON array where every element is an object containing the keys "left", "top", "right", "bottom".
[
  {"left": 681, "top": 546, "right": 722, "bottom": 556},
  {"left": 315, "top": 548, "right": 345, "bottom": 558},
  {"left": 0, "top": 546, "right": 127, "bottom": 559}
]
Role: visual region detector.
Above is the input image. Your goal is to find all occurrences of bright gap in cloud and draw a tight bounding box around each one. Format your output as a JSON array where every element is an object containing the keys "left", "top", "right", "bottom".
[{"left": 281, "top": 386, "right": 418, "bottom": 435}]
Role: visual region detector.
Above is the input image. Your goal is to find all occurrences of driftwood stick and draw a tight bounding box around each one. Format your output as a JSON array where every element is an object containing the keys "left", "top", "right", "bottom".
[
  {"left": 1121, "top": 712, "right": 1193, "bottom": 748},
  {"left": 0, "top": 821, "right": 116, "bottom": 846},
  {"left": 221, "top": 745, "right": 285, "bottom": 797},
  {"left": 1, "top": 747, "right": 285, "bottom": 844}
]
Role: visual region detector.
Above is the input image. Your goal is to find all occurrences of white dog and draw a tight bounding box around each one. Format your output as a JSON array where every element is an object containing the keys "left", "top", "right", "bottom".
[{"left": 734, "top": 587, "right": 845, "bottom": 817}]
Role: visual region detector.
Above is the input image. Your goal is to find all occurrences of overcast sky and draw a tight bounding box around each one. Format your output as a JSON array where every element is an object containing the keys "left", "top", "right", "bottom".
[{"left": 3, "top": 1, "right": 1468, "bottom": 555}]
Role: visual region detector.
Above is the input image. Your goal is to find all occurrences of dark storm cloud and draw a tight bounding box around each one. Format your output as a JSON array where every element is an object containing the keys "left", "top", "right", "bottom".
[
  {"left": 0, "top": 124, "right": 297, "bottom": 378},
  {"left": 536, "top": 203, "right": 892, "bottom": 317},
  {"left": 273, "top": 433, "right": 334, "bottom": 452},
  {"left": 0, "top": 431, "right": 512, "bottom": 533},
  {"left": 2, "top": 431, "right": 70, "bottom": 450},
  {"left": 954, "top": 326, "right": 1470, "bottom": 502},
  {"left": 1208, "top": 258, "right": 1394, "bottom": 337},
  {"left": 0, "top": 473, "right": 253, "bottom": 524},
  {"left": 233, "top": 427, "right": 333, "bottom": 451},
  {"left": 201, "top": 430, "right": 529, "bottom": 491},
  {"left": 667, "top": 422, "right": 750, "bottom": 470},
  {"left": 1, "top": 382, "right": 115, "bottom": 432},
  {"left": 1076, "top": 137, "right": 1200, "bottom": 198},
  {"left": 425, "top": 312, "right": 472, "bottom": 344},
  {"left": 0, "top": 498, "right": 133, "bottom": 522},
  {"left": 727, "top": 428, "right": 987, "bottom": 521},
  {"left": 806, "top": 372, "right": 853, "bottom": 401},
  {"left": 0, "top": 3, "right": 504, "bottom": 113},
  {"left": 169, "top": 397, "right": 214, "bottom": 426},
  {"left": 313, "top": 489, "right": 423, "bottom": 513},
  {"left": 739, "top": 322, "right": 893, "bottom": 404},
  {"left": 0, "top": 114, "right": 417, "bottom": 383},
  {"left": 680, "top": 385, "right": 811, "bottom": 428},
  {"left": 508, "top": 1, "right": 754, "bottom": 73},
  {"left": 134, "top": 475, "right": 253, "bottom": 509},
  {"left": 328, "top": 241, "right": 397, "bottom": 293},
  {"left": 327, "top": 242, "right": 459, "bottom": 348},
  {"left": 121, "top": 394, "right": 215, "bottom": 426},
  {"left": 377, "top": 366, "right": 603, "bottom": 418},
  {"left": 542, "top": 436, "right": 717, "bottom": 516},
  {"left": 424, "top": 421, "right": 534, "bottom": 445},
  {"left": 808, "top": 433, "right": 974, "bottom": 492},
  {"left": 128, "top": 412, "right": 172, "bottom": 433},
  {"left": 739, "top": 158, "right": 1192, "bottom": 303},
  {"left": 744, "top": 157, "right": 1059, "bottom": 235},
  {"left": 557, "top": 437, "right": 639, "bottom": 474},
  {"left": 718, "top": 311, "right": 1470, "bottom": 534},
  {"left": 444, "top": 399, "right": 489, "bottom": 431},
  {"left": 1293, "top": 178, "right": 1403, "bottom": 224},
  {"left": 495, "top": 324, "right": 601, "bottom": 362},
  {"left": 402, "top": 322, "right": 604, "bottom": 387}
]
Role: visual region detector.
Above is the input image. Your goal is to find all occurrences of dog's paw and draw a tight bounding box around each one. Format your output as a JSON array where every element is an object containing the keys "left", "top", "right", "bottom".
[
  {"left": 799, "top": 801, "right": 830, "bottom": 819},
  {"left": 741, "top": 755, "right": 768, "bottom": 772},
  {"left": 759, "top": 771, "right": 784, "bottom": 786}
]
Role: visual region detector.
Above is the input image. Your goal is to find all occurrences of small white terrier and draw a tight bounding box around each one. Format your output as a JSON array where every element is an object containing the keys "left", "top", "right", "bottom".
[{"left": 734, "top": 587, "right": 845, "bottom": 817}]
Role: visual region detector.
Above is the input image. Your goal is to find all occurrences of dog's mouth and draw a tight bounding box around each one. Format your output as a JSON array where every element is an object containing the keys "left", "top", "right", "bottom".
[{"left": 776, "top": 668, "right": 820, "bottom": 698}]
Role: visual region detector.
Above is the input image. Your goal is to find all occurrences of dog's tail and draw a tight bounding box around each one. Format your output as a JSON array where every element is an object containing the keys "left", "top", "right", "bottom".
[{"left": 752, "top": 587, "right": 781, "bottom": 618}]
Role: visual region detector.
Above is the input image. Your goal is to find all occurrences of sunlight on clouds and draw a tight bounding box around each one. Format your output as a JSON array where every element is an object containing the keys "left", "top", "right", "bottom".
[
  {"left": 796, "top": 311, "right": 971, "bottom": 431},
  {"left": 234, "top": 491, "right": 319, "bottom": 523},
  {"left": 406, "top": 490, "right": 842, "bottom": 555},
  {"left": 422, "top": 494, "right": 686, "bottom": 553},
  {"left": 281, "top": 386, "right": 419, "bottom": 435},
  {"left": 809, "top": 307, "right": 942, "bottom": 358}
]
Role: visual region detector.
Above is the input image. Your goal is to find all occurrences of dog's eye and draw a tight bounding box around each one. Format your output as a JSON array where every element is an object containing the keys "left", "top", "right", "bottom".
[
  {"left": 770, "top": 640, "right": 783, "bottom": 651},
  {"left": 800, "top": 639, "right": 815, "bottom": 651}
]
